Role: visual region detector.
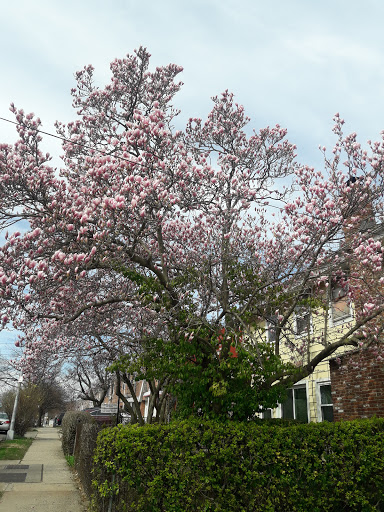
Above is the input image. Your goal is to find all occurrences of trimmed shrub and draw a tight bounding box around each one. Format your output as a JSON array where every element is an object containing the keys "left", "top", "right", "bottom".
[
  {"left": 75, "top": 421, "right": 103, "bottom": 498},
  {"left": 92, "top": 418, "right": 384, "bottom": 512},
  {"left": 61, "top": 410, "right": 96, "bottom": 456}
]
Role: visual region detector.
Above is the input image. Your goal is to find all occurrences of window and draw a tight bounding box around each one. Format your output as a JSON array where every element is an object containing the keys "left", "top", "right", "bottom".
[
  {"left": 318, "top": 382, "right": 334, "bottom": 422},
  {"left": 331, "top": 283, "right": 351, "bottom": 324},
  {"left": 295, "top": 307, "right": 311, "bottom": 336},
  {"left": 266, "top": 315, "right": 278, "bottom": 343},
  {"left": 261, "top": 409, "right": 272, "bottom": 419},
  {"left": 282, "top": 386, "right": 308, "bottom": 422}
]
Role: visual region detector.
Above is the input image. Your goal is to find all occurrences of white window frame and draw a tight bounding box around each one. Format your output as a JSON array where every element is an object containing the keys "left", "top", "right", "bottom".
[
  {"left": 144, "top": 392, "right": 149, "bottom": 422},
  {"left": 109, "top": 381, "right": 114, "bottom": 401},
  {"left": 316, "top": 380, "right": 334, "bottom": 422}
]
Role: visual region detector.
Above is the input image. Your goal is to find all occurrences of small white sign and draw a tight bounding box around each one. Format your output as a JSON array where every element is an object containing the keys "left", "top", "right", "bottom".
[{"left": 101, "top": 404, "right": 118, "bottom": 413}]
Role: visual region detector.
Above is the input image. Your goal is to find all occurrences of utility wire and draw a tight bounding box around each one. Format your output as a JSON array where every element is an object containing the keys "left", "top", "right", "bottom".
[
  {"left": 0, "top": 116, "right": 146, "bottom": 167},
  {"left": 0, "top": 116, "right": 290, "bottom": 212}
]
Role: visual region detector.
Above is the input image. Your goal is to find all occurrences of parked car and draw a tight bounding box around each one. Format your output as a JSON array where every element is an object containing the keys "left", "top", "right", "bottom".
[
  {"left": 0, "top": 412, "right": 10, "bottom": 433},
  {"left": 84, "top": 407, "right": 102, "bottom": 416},
  {"left": 83, "top": 407, "right": 116, "bottom": 425}
]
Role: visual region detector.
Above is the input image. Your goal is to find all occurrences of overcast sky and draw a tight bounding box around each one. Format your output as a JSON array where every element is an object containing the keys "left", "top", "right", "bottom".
[{"left": 1, "top": 0, "right": 384, "bottom": 356}]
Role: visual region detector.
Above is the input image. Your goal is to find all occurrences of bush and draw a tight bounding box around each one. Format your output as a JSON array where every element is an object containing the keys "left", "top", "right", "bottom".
[
  {"left": 61, "top": 411, "right": 96, "bottom": 456},
  {"left": 1, "top": 383, "right": 41, "bottom": 436},
  {"left": 92, "top": 418, "right": 384, "bottom": 512},
  {"left": 75, "top": 421, "right": 102, "bottom": 498}
]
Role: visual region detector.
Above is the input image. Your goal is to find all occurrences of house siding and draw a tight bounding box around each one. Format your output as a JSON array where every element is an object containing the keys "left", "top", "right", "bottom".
[{"left": 267, "top": 305, "right": 355, "bottom": 422}]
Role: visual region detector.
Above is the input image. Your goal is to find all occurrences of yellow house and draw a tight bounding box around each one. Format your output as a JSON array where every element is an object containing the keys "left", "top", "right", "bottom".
[{"left": 263, "top": 284, "right": 354, "bottom": 423}]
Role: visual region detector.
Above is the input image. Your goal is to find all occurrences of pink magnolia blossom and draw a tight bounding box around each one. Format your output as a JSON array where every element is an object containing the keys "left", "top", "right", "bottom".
[{"left": 0, "top": 47, "right": 383, "bottom": 393}]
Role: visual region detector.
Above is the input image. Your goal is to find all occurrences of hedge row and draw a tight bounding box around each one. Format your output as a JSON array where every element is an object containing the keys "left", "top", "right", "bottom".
[
  {"left": 74, "top": 421, "right": 103, "bottom": 497},
  {"left": 61, "top": 410, "right": 96, "bottom": 456},
  {"left": 92, "top": 418, "right": 384, "bottom": 512}
]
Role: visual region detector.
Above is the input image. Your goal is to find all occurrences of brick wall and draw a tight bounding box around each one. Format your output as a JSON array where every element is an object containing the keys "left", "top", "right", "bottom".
[{"left": 330, "top": 347, "right": 384, "bottom": 421}]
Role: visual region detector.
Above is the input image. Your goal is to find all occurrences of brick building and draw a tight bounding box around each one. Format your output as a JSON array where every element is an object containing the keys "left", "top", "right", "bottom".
[
  {"left": 99, "top": 378, "right": 150, "bottom": 418},
  {"left": 330, "top": 346, "right": 384, "bottom": 421}
]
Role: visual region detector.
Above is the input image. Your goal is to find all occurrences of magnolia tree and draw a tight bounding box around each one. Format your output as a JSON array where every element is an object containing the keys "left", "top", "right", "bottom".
[{"left": 0, "top": 47, "right": 384, "bottom": 421}]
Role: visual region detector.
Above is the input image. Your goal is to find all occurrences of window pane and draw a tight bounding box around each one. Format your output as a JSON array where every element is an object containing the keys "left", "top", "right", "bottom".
[
  {"left": 332, "top": 297, "right": 350, "bottom": 322},
  {"left": 294, "top": 387, "right": 308, "bottom": 422},
  {"left": 267, "top": 316, "right": 278, "bottom": 343},
  {"left": 320, "top": 384, "right": 332, "bottom": 405},
  {"left": 332, "top": 284, "right": 347, "bottom": 301},
  {"left": 263, "top": 409, "right": 272, "bottom": 419},
  {"left": 282, "top": 389, "right": 294, "bottom": 419},
  {"left": 321, "top": 405, "right": 334, "bottom": 422},
  {"left": 296, "top": 308, "right": 310, "bottom": 335}
]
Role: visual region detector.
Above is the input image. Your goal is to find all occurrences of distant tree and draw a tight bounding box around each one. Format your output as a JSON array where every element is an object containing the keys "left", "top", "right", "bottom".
[
  {"left": 64, "top": 333, "right": 170, "bottom": 425},
  {"left": 35, "top": 380, "right": 67, "bottom": 426},
  {"left": 65, "top": 347, "right": 113, "bottom": 408},
  {"left": 1, "top": 383, "right": 40, "bottom": 435},
  {"left": 2, "top": 379, "right": 67, "bottom": 431},
  {"left": 9, "top": 349, "right": 68, "bottom": 426}
]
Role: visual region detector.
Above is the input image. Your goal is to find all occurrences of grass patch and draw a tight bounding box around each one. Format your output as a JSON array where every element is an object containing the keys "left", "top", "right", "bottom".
[
  {"left": 66, "top": 454, "right": 75, "bottom": 467},
  {"left": 0, "top": 437, "right": 33, "bottom": 460}
]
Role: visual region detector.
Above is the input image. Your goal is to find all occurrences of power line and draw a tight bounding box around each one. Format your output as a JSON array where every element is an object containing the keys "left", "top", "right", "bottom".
[
  {"left": 0, "top": 115, "right": 291, "bottom": 213},
  {"left": 0, "top": 116, "right": 146, "bottom": 168}
]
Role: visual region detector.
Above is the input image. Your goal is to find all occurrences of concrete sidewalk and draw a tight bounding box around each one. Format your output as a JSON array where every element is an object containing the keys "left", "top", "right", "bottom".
[{"left": 0, "top": 427, "right": 86, "bottom": 511}]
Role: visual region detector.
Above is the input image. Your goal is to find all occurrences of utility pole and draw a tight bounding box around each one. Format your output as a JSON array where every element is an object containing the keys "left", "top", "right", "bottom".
[{"left": 7, "top": 374, "right": 23, "bottom": 440}]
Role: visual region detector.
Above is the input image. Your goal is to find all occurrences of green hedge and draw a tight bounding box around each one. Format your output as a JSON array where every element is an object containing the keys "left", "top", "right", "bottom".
[
  {"left": 74, "top": 421, "right": 102, "bottom": 498},
  {"left": 61, "top": 411, "right": 96, "bottom": 456},
  {"left": 92, "top": 418, "right": 384, "bottom": 512}
]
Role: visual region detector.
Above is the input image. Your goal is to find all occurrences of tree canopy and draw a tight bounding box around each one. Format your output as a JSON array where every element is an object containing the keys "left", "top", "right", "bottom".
[{"left": 0, "top": 47, "right": 383, "bottom": 421}]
